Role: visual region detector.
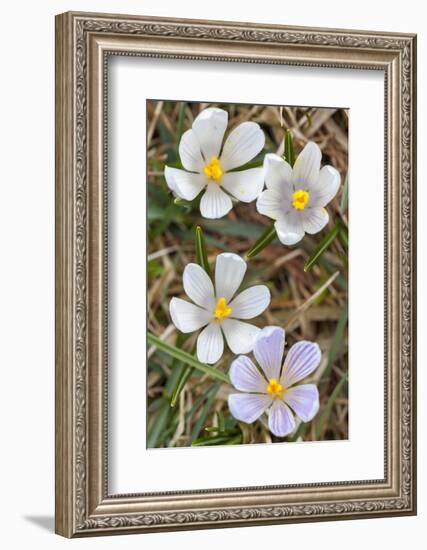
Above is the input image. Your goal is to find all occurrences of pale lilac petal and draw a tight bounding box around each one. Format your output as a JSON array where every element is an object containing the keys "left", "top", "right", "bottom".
[
  {"left": 281, "top": 341, "right": 321, "bottom": 387},
  {"left": 197, "top": 322, "right": 224, "bottom": 364},
  {"left": 178, "top": 129, "right": 204, "bottom": 172},
  {"left": 229, "top": 285, "right": 270, "bottom": 319},
  {"left": 253, "top": 326, "right": 285, "bottom": 381},
  {"left": 221, "top": 168, "right": 264, "bottom": 203},
  {"left": 182, "top": 263, "right": 215, "bottom": 310},
  {"left": 228, "top": 393, "right": 271, "bottom": 424},
  {"left": 268, "top": 399, "right": 295, "bottom": 437},
  {"left": 222, "top": 318, "right": 260, "bottom": 354},
  {"left": 192, "top": 107, "right": 228, "bottom": 161},
  {"left": 215, "top": 253, "right": 247, "bottom": 302},
  {"left": 220, "top": 122, "right": 265, "bottom": 171},
  {"left": 200, "top": 182, "right": 233, "bottom": 219},
  {"left": 301, "top": 207, "right": 329, "bottom": 234},
  {"left": 292, "top": 142, "right": 321, "bottom": 189},
  {"left": 256, "top": 189, "right": 288, "bottom": 220},
  {"left": 164, "top": 166, "right": 206, "bottom": 200},
  {"left": 229, "top": 355, "right": 266, "bottom": 392},
  {"left": 284, "top": 384, "right": 320, "bottom": 422},
  {"left": 274, "top": 211, "right": 304, "bottom": 245},
  {"left": 169, "top": 298, "right": 211, "bottom": 333},
  {"left": 309, "top": 165, "right": 341, "bottom": 207},
  {"left": 263, "top": 153, "right": 293, "bottom": 195}
]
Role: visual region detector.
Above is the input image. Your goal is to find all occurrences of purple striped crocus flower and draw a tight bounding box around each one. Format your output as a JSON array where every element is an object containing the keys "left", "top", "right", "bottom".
[{"left": 228, "top": 326, "right": 321, "bottom": 438}]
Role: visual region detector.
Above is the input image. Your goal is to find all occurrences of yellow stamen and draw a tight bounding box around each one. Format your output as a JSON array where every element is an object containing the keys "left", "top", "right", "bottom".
[
  {"left": 214, "top": 297, "right": 232, "bottom": 320},
  {"left": 292, "top": 189, "right": 310, "bottom": 210},
  {"left": 203, "top": 155, "right": 223, "bottom": 183},
  {"left": 267, "top": 378, "right": 285, "bottom": 399}
]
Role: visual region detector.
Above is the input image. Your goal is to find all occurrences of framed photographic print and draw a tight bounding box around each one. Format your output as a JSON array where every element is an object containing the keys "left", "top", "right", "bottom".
[{"left": 55, "top": 11, "right": 417, "bottom": 537}]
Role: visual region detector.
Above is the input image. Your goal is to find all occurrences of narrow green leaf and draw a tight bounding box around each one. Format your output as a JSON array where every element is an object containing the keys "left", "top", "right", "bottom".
[
  {"left": 192, "top": 435, "right": 233, "bottom": 446},
  {"left": 147, "top": 399, "right": 170, "bottom": 448},
  {"left": 245, "top": 223, "right": 276, "bottom": 260},
  {"left": 288, "top": 422, "right": 306, "bottom": 442},
  {"left": 170, "top": 365, "right": 193, "bottom": 407},
  {"left": 315, "top": 372, "right": 348, "bottom": 440},
  {"left": 321, "top": 303, "right": 348, "bottom": 384},
  {"left": 190, "top": 382, "right": 221, "bottom": 441},
  {"left": 195, "top": 226, "right": 211, "bottom": 276},
  {"left": 147, "top": 333, "right": 229, "bottom": 383},
  {"left": 284, "top": 129, "right": 296, "bottom": 167},
  {"left": 216, "top": 411, "right": 225, "bottom": 432},
  {"left": 340, "top": 174, "right": 349, "bottom": 213},
  {"left": 304, "top": 221, "right": 341, "bottom": 272}
]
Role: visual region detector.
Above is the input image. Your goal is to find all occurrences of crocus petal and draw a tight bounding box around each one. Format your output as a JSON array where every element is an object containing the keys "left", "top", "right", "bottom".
[
  {"left": 229, "top": 285, "right": 271, "bottom": 320},
  {"left": 169, "top": 297, "right": 211, "bottom": 333},
  {"left": 292, "top": 142, "right": 321, "bottom": 189},
  {"left": 182, "top": 263, "right": 215, "bottom": 310},
  {"left": 221, "top": 168, "right": 264, "bottom": 203},
  {"left": 309, "top": 165, "right": 341, "bottom": 207},
  {"left": 229, "top": 355, "right": 266, "bottom": 392},
  {"left": 281, "top": 341, "right": 321, "bottom": 387},
  {"left": 256, "top": 188, "right": 288, "bottom": 220},
  {"left": 301, "top": 207, "right": 329, "bottom": 234},
  {"left": 263, "top": 153, "right": 293, "bottom": 195},
  {"left": 164, "top": 166, "right": 206, "bottom": 201},
  {"left": 253, "top": 326, "right": 285, "bottom": 381},
  {"left": 284, "top": 384, "right": 320, "bottom": 422},
  {"left": 228, "top": 393, "right": 271, "bottom": 424},
  {"left": 222, "top": 318, "right": 260, "bottom": 354},
  {"left": 274, "top": 211, "right": 304, "bottom": 245},
  {"left": 268, "top": 399, "right": 295, "bottom": 437},
  {"left": 197, "top": 322, "right": 224, "bottom": 364},
  {"left": 178, "top": 129, "right": 204, "bottom": 172},
  {"left": 220, "top": 122, "right": 265, "bottom": 171},
  {"left": 200, "top": 182, "right": 233, "bottom": 219},
  {"left": 192, "top": 107, "right": 228, "bottom": 161},
  {"left": 215, "top": 253, "right": 247, "bottom": 302}
]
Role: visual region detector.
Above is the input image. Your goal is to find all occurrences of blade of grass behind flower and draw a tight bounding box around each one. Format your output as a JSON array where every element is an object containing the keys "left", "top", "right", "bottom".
[
  {"left": 245, "top": 223, "right": 276, "bottom": 260},
  {"left": 190, "top": 382, "right": 221, "bottom": 442},
  {"left": 304, "top": 221, "right": 342, "bottom": 272},
  {"left": 320, "top": 303, "right": 348, "bottom": 384},
  {"left": 284, "top": 129, "right": 295, "bottom": 167},
  {"left": 147, "top": 398, "right": 171, "bottom": 448},
  {"left": 195, "top": 226, "right": 211, "bottom": 276},
  {"left": 315, "top": 371, "right": 348, "bottom": 440}
]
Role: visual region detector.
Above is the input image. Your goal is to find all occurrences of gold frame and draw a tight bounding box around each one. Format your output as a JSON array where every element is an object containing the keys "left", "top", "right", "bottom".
[{"left": 55, "top": 11, "right": 417, "bottom": 537}]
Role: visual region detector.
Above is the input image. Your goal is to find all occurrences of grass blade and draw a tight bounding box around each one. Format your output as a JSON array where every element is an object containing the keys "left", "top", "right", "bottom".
[
  {"left": 147, "top": 332, "right": 229, "bottom": 383},
  {"left": 245, "top": 223, "right": 276, "bottom": 260},
  {"left": 284, "top": 129, "right": 295, "bottom": 167},
  {"left": 315, "top": 371, "right": 348, "bottom": 440},
  {"left": 170, "top": 365, "right": 193, "bottom": 407},
  {"left": 321, "top": 303, "right": 348, "bottom": 384},
  {"left": 304, "top": 221, "right": 341, "bottom": 272},
  {"left": 195, "top": 226, "right": 211, "bottom": 276}
]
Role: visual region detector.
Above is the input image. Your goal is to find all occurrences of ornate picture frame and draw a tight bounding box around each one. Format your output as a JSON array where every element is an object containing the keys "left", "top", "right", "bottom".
[{"left": 55, "top": 11, "right": 417, "bottom": 537}]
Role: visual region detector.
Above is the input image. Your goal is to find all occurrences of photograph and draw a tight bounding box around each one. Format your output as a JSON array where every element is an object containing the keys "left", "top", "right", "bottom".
[{"left": 146, "top": 100, "right": 349, "bottom": 448}]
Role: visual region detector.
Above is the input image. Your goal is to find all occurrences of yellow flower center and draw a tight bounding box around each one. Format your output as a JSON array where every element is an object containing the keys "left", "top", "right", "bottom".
[
  {"left": 292, "top": 189, "right": 310, "bottom": 210},
  {"left": 214, "top": 297, "right": 232, "bottom": 320},
  {"left": 267, "top": 378, "right": 284, "bottom": 399},
  {"left": 203, "top": 155, "right": 223, "bottom": 183}
]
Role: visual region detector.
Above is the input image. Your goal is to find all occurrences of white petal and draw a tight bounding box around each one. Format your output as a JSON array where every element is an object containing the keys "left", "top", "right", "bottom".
[
  {"left": 222, "top": 318, "right": 260, "bottom": 354},
  {"left": 220, "top": 122, "right": 265, "bottom": 171},
  {"left": 310, "top": 165, "right": 341, "bottom": 207},
  {"left": 169, "top": 297, "right": 211, "bottom": 333},
  {"left": 229, "top": 285, "right": 270, "bottom": 319},
  {"left": 263, "top": 153, "right": 293, "bottom": 195},
  {"left": 292, "top": 142, "right": 321, "bottom": 189},
  {"left": 200, "top": 182, "right": 233, "bottom": 219},
  {"left": 268, "top": 399, "right": 295, "bottom": 437},
  {"left": 229, "top": 355, "right": 266, "bottom": 392},
  {"left": 215, "top": 253, "right": 247, "bottom": 302},
  {"left": 182, "top": 263, "right": 215, "bottom": 310},
  {"left": 197, "top": 322, "right": 224, "bottom": 364},
  {"left": 192, "top": 107, "right": 228, "bottom": 161},
  {"left": 178, "top": 129, "right": 204, "bottom": 172},
  {"left": 274, "top": 211, "right": 304, "bottom": 245},
  {"left": 164, "top": 166, "right": 206, "bottom": 200},
  {"left": 256, "top": 189, "right": 288, "bottom": 220},
  {"left": 281, "top": 341, "right": 321, "bottom": 387},
  {"left": 284, "top": 384, "right": 320, "bottom": 422},
  {"left": 253, "top": 326, "right": 285, "bottom": 381},
  {"left": 221, "top": 168, "right": 264, "bottom": 203},
  {"left": 301, "top": 207, "right": 329, "bottom": 234},
  {"left": 228, "top": 393, "right": 271, "bottom": 424}
]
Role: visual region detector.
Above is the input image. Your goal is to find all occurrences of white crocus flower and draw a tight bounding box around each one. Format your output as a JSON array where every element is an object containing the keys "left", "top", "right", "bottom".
[
  {"left": 256, "top": 142, "right": 341, "bottom": 245},
  {"left": 165, "top": 108, "right": 265, "bottom": 219},
  {"left": 169, "top": 253, "right": 271, "bottom": 364}
]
